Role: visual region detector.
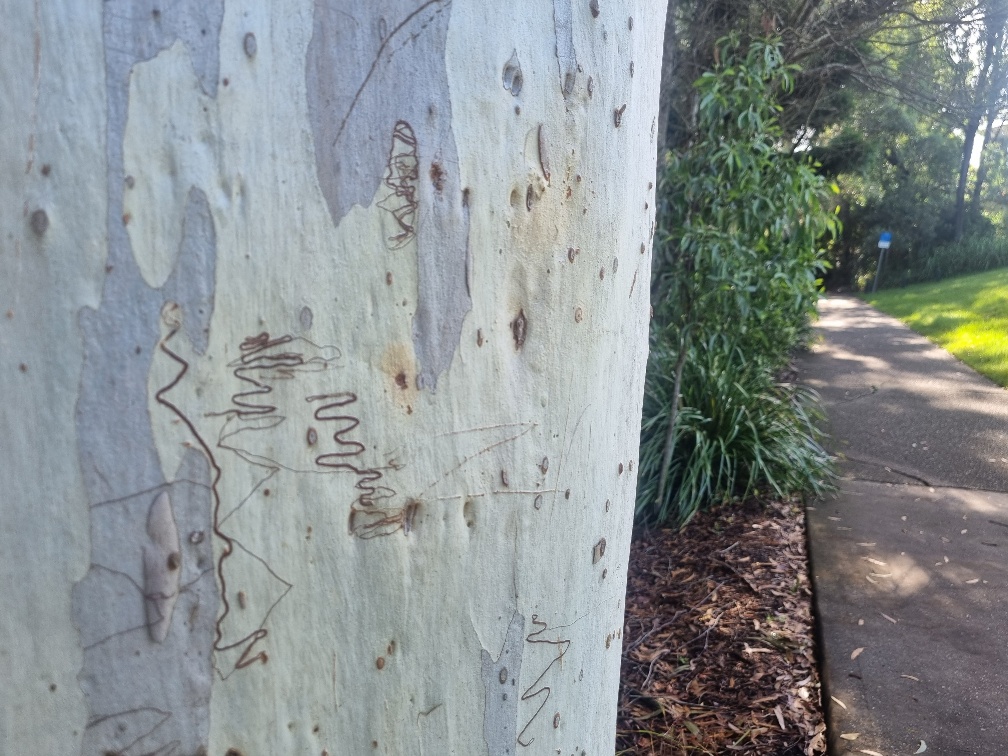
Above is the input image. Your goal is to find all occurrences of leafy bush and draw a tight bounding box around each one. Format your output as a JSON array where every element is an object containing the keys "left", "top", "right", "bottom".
[
  {"left": 638, "top": 36, "right": 837, "bottom": 527},
  {"left": 917, "top": 233, "right": 1008, "bottom": 282}
]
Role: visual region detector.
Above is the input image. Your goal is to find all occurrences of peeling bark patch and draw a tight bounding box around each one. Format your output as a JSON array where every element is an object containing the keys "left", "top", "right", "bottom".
[
  {"left": 502, "top": 50, "right": 523, "bottom": 96},
  {"left": 593, "top": 537, "right": 607, "bottom": 564},
  {"left": 553, "top": 0, "right": 578, "bottom": 97},
  {"left": 511, "top": 309, "right": 528, "bottom": 349},
  {"left": 73, "top": 452, "right": 217, "bottom": 756},
  {"left": 306, "top": 2, "right": 470, "bottom": 389},
  {"left": 481, "top": 612, "right": 525, "bottom": 755},
  {"left": 537, "top": 125, "right": 551, "bottom": 183},
  {"left": 143, "top": 491, "right": 182, "bottom": 643}
]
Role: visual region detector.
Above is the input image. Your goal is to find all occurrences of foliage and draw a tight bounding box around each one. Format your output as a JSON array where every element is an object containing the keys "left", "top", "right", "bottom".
[
  {"left": 866, "top": 266, "right": 1008, "bottom": 387},
  {"left": 637, "top": 339, "right": 834, "bottom": 526},
  {"left": 808, "top": 0, "right": 1008, "bottom": 288},
  {"left": 817, "top": 106, "right": 964, "bottom": 289},
  {"left": 638, "top": 36, "right": 837, "bottom": 527},
  {"left": 919, "top": 233, "right": 1008, "bottom": 281}
]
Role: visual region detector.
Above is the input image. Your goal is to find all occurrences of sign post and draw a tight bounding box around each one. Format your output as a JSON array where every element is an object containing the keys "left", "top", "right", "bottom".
[{"left": 872, "top": 231, "right": 892, "bottom": 293}]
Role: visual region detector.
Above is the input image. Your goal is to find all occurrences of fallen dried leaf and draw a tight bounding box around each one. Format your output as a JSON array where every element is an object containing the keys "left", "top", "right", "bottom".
[
  {"left": 901, "top": 674, "right": 920, "bottom": 682},
  {"left": 617, "top": 497, "right": 825, "bottom": 754},
  {"left": 774, "top": 704, "right": 786, "bottom": 731},
  {"left": 915, "top": 740, "right": 927, "bottom": 753},
  {"left": 865, "top": 574, "right": 878, "bottom": 584},
  {"left": 864, "top": 557, "right": 888, "bottom": 566},
  {"left": 851, "top": 647, "right": 865, "bottom": 660},
  {"left": 965, "top": 578, "right": 980, "bottom": 585},
  {"left": 880, "top": 612, "right": 898, "bottom": 624},
  {"left": 840, "top": 732, "right": 860, "bottom": 740},
  {"left": 830, "top": 695, "right": 848, "bottom": 710},
  {"left": 860, "top": 750, "right": 884, "bottom": 756}
]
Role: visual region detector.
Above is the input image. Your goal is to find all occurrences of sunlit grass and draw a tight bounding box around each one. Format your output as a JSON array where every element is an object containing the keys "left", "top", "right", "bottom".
[{"left": 865, "top": 268, "right": 1008, "bottom": 387}]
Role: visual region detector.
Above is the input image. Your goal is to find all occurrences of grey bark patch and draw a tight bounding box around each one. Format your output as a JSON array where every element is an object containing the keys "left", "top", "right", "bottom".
[
  {"left": 72, "top": 6, "right": 224, "bottom": 751},
  {"left": 73, "top": 450, "right": 217, "bottom": 756},
  {"left": 481, "top": 612, "right": 525, "bottom": 756},
  {"left": 553, "top": 0, "right": 577, "bottom": 98},
  {"left": 162, "top": 188, "right": 217, "bottom": 355},
  {"left": 306, "top": 1, "right": 471, "bottom": 389},
  {"left": 103, "top": 0, "right": 224, "bottom": 100}
]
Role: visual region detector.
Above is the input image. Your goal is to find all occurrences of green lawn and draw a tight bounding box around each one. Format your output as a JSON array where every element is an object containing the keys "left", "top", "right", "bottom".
[{"left": 864, "top": 267, "right": 1008, "bottom": 388}]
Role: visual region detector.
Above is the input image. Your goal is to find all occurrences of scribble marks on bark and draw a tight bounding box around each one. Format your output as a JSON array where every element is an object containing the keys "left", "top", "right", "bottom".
[{"left": 306, "top": 2, "right": 471, "bottom": 389}]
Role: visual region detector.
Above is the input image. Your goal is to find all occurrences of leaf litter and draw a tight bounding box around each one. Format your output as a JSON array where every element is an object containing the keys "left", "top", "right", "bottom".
[{"left": 617, "top": 497, "right": 825, "bottom": 754}]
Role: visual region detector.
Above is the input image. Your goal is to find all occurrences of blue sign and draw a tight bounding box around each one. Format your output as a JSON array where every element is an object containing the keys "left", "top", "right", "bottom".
[{"left": 878, "top": 231, "right": 892, "bottom": 249}]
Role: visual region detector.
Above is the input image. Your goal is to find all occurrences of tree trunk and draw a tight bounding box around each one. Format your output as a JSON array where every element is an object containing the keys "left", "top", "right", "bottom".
[
  {"left": 656, "top": 0, "right": 678, "bottom": 155},
  {"left": 970, "top": 19, "right": 1008, "bottom": 221},
  {"left": 0, "top": 2, "right": 664, "bottom": 753},
  {"left": 955, "top": 12, "right": 1001, "bottom": 240}
]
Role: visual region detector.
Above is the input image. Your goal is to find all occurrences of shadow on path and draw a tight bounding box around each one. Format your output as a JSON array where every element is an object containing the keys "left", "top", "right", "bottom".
[{"left": 797, "top": 296, "right": 1008, "bottom": 755}]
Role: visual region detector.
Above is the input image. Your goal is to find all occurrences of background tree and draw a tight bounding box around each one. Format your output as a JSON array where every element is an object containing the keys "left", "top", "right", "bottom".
[{"left": 0, "top": 2, "right": 665, "bottom": 753}]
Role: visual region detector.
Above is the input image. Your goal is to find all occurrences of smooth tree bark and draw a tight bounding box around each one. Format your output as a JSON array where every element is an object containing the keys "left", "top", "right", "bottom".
[
  {"left": 0, "top": 1, "right": 665, "bottom": 754},
  {"left": 954, "top": 4, "right": 1008, "bottom": 240}
]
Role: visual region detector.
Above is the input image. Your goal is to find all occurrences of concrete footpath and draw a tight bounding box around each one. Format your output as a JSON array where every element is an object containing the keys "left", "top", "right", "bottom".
[{"left": 796, "top": 296, "right": 1008, "bottom": 756}]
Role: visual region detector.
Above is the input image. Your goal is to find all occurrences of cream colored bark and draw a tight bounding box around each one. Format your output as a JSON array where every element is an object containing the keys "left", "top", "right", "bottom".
[{"left": 0, "top": 1, "right": 664, "bottom": 754}]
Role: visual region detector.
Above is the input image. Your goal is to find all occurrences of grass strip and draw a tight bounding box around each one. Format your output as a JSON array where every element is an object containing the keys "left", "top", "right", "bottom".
[{"left": 865, "top": 267, "right": 1008, "bottom": 387}]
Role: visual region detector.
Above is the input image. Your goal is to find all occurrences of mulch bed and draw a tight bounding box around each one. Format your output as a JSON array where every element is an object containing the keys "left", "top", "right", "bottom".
[{"left": 617, "top": 497, "right": 827, "bottom": 755}]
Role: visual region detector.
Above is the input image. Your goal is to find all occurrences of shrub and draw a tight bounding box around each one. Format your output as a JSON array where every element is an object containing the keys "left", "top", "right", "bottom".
[
  {"left": 918, "top": 233, "right": 1008, "bottom": 282},
  {"left": 638, "top": 36, "right": 837, "bottom": 527},
  {"left": 637, "top": 338, "right": 834, "bottom": 527}
]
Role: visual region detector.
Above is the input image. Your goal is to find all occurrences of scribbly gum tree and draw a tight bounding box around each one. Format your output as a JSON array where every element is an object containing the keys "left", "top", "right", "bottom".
[{"left": 1, "top": 1, "right": 664, "bottom": 753}]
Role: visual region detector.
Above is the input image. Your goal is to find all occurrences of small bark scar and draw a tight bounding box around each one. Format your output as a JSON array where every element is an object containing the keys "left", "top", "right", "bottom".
[
  {"left": 537, "top": 125, "right": 551, "bottom": 184},
  {"left": 143, "top": 491, "right": 181, "bottom": 643},
  {"left": 552, "top": 0, "right": 577, "bottom": 98}
]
